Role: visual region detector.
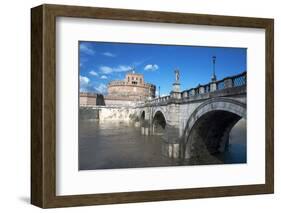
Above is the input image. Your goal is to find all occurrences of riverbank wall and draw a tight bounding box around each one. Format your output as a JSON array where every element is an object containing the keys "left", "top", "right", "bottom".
[{"left": 79, "top": 106, "right": 138, "bottom": 122}]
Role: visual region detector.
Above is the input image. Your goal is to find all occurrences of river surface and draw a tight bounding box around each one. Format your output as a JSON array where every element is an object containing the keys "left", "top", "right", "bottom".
[{"left": 79, "top": 119, "right": 246, "bottom": 170}]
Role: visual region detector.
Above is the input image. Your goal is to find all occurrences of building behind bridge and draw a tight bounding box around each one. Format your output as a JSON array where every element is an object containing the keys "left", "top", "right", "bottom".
[{"left": 80, "top": 71, "right": 156, "bottom": 107}]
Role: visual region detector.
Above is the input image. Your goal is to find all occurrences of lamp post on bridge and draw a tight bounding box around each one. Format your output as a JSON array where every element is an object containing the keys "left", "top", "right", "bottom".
[
  {"left": 210, "top": 56, "right": 218, "bottom": 92},
  {"left": 211, "top": 56, "right": 217, "bottom": 82}
]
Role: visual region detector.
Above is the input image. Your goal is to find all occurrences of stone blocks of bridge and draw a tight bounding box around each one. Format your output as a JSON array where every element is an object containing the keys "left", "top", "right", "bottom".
[
  {"left": 140, "top": 120, "right": 151, "bottom": 136},
  {"left": 224, "top": 78, "right": 234, "bottom": 88},
  {"left": 210, "top": 82, "right": 217, "bottom": 92},
  {"left": 162, "top": 142, "right": 180, "bottom": 159},
  {"left": 161, "top": 126, "right": 181, "bottom": 159}
]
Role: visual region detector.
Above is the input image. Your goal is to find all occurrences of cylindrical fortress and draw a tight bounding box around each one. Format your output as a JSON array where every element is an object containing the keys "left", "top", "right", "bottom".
[{"left": 107, "top": 72, "right": 156, "bottom": 101}]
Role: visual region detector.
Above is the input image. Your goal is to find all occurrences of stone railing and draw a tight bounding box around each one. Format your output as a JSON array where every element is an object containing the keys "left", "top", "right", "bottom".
[
  {"left": 181, "top": 71, "right": 246, "bottom": 98},
  {"left": 147, "top": 95, "right": 171, "bottom": 105},
  {"left": 139, "top": 71, "right": 246, "bottom": 106}
]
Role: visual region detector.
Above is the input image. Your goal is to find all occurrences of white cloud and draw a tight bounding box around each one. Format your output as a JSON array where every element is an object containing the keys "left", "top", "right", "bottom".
[
  {"left": 114, "top": 65, "right": 131, "bottom": 72},
  {"left": 99, "top": 66, "right": 113, "bottom": 74},
  {"left": 102, "top": 52, "right": 116, "bottom": 57},
  {"left": 89, "top": 70, "right": 98, "bottom": 76},
  {"left": 100, "top": 75, "right": 108, "bottom": 79},
  {"left": 99, "top": 65, "right": 131, "bottom": 74},
  {"left": 144, "top": 64, "right": 159, "bottom": 71},
  {"left": 132, "top": 57, "right": 152, "bottom": 67},
  {"left": 80, "top": 75, "right": 90, "bottom": 86},
  {"left": 79, "top": 75, "right": 108, "bottom": 94},
  {"left": 80, "top": 43, "right": 95, "bottom": 55},
  {"left": 95, "top": 83, "right": 107, "bottom": 94},
  {"left": 80, "top": 75, "right": 90, "bottom": 92}
]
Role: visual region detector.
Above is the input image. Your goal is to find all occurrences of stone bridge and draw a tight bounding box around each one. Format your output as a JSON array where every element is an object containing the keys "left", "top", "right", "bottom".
[{"left": 134, "top": 71, "right": 247, "bottom": 160}]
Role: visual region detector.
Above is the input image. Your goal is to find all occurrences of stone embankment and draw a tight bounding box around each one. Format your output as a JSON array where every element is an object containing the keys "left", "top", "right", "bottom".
[{"left": 80, "top": 106, "right": 138, "bottom": 122}]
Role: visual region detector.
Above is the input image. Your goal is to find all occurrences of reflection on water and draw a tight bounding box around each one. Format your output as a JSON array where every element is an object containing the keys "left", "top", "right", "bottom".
[
  {"left": 222, "top": 119, "right": 247, "bottom": 163},
  {"left": 79, "top": 119, "right": 246, "bottom": 170}
]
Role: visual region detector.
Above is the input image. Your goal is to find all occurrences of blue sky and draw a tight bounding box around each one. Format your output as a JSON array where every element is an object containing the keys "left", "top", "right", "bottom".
[{"left": 79, "top": 41, "right": 246, "bottom": 96}]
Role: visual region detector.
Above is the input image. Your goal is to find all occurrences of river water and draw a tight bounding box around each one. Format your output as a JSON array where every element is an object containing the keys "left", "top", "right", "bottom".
[{"left": 79, "top": 119, "right": 246, "bottom": 170}]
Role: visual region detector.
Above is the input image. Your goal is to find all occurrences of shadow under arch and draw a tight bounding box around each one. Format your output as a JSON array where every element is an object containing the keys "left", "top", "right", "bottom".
[
  {"left": 152, "top": 110, "right": 167, "bottom": 135},
  {"left": 140, "top": 110, "right": 145, "bottom": 121},
  {"left": 182, "top": 98, "right": 246, "bottom": 161}
]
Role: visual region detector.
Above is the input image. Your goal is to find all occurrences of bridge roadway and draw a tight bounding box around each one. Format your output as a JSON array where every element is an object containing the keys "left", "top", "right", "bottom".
[{"left": 134, "top": 71, "right": 247, "bottom": 160}]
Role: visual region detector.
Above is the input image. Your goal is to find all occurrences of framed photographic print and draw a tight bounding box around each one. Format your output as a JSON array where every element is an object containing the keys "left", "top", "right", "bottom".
[{"left": 31, "top": 4, "right": 274, "bottom": 208}]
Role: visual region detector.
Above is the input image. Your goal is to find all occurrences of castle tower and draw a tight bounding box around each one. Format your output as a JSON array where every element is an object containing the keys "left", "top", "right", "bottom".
[{"left": 107, "top": 70, "right": 156, "bottom": 101}]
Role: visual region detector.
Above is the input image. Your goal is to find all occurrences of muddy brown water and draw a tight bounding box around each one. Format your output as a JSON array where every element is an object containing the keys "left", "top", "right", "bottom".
[{"left": 79, "top": 119, "right": 246, "bottom": 170}]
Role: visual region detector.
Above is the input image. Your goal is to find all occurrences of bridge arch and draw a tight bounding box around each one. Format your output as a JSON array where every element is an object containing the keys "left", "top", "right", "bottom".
[
  {"left": 151, "top": 107, "right": 167, "bottom": 123},
  {"left": 182, "top": 98, "right": 246, "bottom": 160},
  {"left": 152, "top": 110, "right": 167, "bottom": 134},
  {"left": 140, "top": 110, "right": 145, "bottom": 121}
]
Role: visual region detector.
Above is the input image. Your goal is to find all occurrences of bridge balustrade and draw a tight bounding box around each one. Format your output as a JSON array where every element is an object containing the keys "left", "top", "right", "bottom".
[
  {"left": 217, "top": 80, "right": 225, "bottom": 90},
  {"left": 180, "top": 71, "right": 246, "bottom": 98},
  {"left": 233, "top": 73, "right": 246, "bottom": 87},
  {"left": 137, "top": 71, "right": 246, "bottom": 106}
]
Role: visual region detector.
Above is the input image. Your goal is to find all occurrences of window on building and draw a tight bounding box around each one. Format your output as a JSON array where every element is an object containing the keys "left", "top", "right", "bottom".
[
  {"left": 132, "top": 77, "right": 134, "bottom": 80},
  {"left": 128, "top": 77, "right": 130, "bottom": 82},
  {"left": 140, "top": 78, "right": 142, "bottom": 83}
]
